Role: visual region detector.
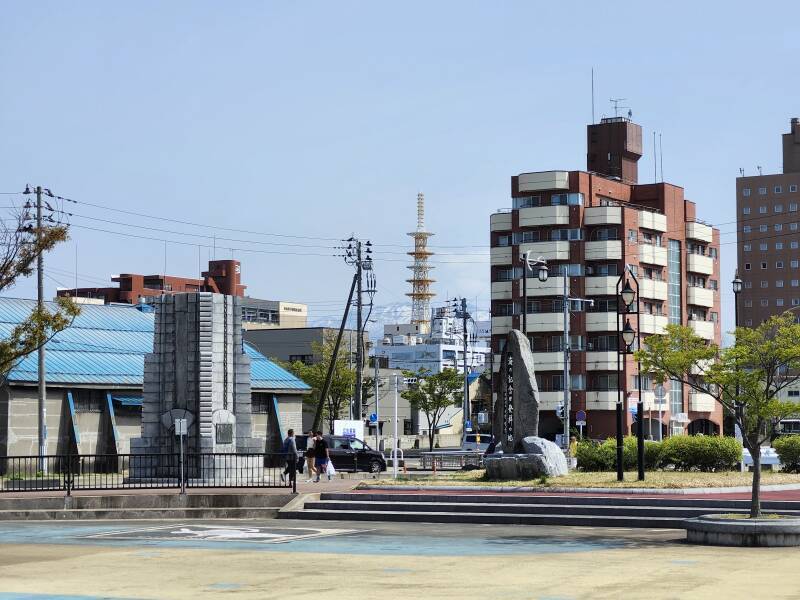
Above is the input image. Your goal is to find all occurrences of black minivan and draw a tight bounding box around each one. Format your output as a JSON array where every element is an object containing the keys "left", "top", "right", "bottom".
[{"left": 296, "top": 434, "right": 386, "bottom": 473}]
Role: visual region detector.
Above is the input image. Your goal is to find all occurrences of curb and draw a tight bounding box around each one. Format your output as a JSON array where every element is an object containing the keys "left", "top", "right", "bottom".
[{"left": 356, "top": 483, "right": 800, "bottom": 495}]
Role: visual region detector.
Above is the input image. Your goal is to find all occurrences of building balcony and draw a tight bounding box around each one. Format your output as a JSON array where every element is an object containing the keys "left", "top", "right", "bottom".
[
  {"left": 639, "top": 211, "right": 668, "bottom": 232},
  {"left": 519, "top": 241, "right": 570, "bottom": 261},
  {"left": 687, "top": 253, "right": 714, "bottom": 275},
  {"left": 586, "top": 312, "right": 617, "bottom": 332},
  {"left": 639, "top": 244, "right": 668, "bottom": 266},
  {"left": 688, "top": 319, "right": 715, "bottom": 340},
  {"left": 538, "top": 391, "right": 564, "bottom": 411},
  {"left": 490, "top": 211, "right": 512, "bottom": 232},
  {"left": 686, "top": 221, "right": 713, "bottom": 243},
  {"left": 530, "top": 351, "right": 565, "bottom": 370},
  {"left": 690, "top": 359, "right": 714, "bottom": 375},
  {"left": 524, "top": 276, "right": 565, "bottom": 297},
  {"left": 640, "top": 279, "right": 668, "bottom": 301},
  {"left": 689, "top": 392, "right": 716, "bottom": 412},
  {"left": 585, "top": 240, "right": 622, "bottom": 261},
  {"left": 586, "top": 351, "right": 617, "bottom": 371},
  {"left": 519, "top": 205, "right": 570, "bottom": 227},
  {"left": 525, "top": 312, "right": 565, "bottom": 333},
  {"left": 640, "top": 314, "right": 668, "bottom": 335},
  {"left": 585, "top": 275, "right": 618, "bottom": 296},
  {"left": 490, "top": 246, "right": 513, "bottom": 266},
  {"left": 492, "top": 316, "right": 513, "bottom": 336},
  {"left": 687, "top": 286, "right": 715, "bottom": 308},
  {"left": 640, "top": 391, "right": 668, "bottom": 412},
  {"left": 585, "top": 391, "right": 618, "bottom": 411},
  {"left": 491, "top": 281, "right": 512, "bottom": 301},
  {"left": 518, "top": 170, "right": 570, "bottom": 192},
  {"left": 584, "top": 206, "right": 621, "bottom": 225}
]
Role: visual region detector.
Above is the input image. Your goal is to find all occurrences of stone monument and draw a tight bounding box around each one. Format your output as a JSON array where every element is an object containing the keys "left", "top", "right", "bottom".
[
  {"left": 486, "top": 329, "right": 568, "bottom": 478},
  {"left": 130, "top": 292, "right": 263, "bottom": 482}
]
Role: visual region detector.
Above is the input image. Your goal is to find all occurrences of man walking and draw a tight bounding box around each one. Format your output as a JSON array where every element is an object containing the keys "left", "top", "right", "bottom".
[
  {"left": 313, "top": 431, "right": 330, "bottom": 483},
  {"left": 281, "top": 429, "right": 300, "bottom": 485}
]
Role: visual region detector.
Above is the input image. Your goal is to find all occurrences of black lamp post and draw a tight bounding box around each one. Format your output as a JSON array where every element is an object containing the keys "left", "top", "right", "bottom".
[
  {"left": 616, "top": 269, "right": 645, "bottom": 481},
  {"left": 732, "top": 270, "right": 742, "bottom": 437},
  {"left": 520, "top": 251, "right": 548, "bottom": 338}
]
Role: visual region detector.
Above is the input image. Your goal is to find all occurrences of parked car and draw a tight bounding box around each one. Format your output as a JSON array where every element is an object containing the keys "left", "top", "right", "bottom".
[
  {"left": 461, "top": 433, "right": 494, "bottom": 452},
  {"left": 296, "top": 434, "right": 386, "bottom": 473}
]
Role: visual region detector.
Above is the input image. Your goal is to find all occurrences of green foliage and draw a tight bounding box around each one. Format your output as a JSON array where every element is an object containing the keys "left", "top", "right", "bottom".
[
  {"left": 774, "top": 436, "right": 800, "bottom": 473},
  {"left": 0, "top": 214, "right": 78, "bottom": 378},
  {"left": 577, "top": 435, "right": 739, "bottom": 472},
  {"left": 658, "top": 435, "right": 742, "bottom": 472},
  {"left": 402, "top": 368, "right": 462, "bottom": 451},
  {"left": 280, "top": 333, "right": 355, "bottom": 433}
]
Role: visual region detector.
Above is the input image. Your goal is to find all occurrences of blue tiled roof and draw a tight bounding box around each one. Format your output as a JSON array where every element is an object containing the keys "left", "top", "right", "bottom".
[{"left": 0, "top": 298, "right": 310, "bottom": 392}]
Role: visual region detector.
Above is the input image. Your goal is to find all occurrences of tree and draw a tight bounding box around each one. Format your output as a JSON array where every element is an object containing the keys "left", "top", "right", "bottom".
[
  {"left": 635, "top": 314, "right": 800, "bottom": 518},
  {"left": 282, "top": 333, "right": 355, "bottom": 434},
  {"left": 402, "top": 368, "right": 462, "bottom": 451},
  {"left": 0, "top": 207, "right": 78, "bottom": 379}
]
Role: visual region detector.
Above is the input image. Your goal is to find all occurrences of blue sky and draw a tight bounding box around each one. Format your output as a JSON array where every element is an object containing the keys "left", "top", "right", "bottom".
[{"left": 1, "top": 1, "right": 798, "bottom": 335}]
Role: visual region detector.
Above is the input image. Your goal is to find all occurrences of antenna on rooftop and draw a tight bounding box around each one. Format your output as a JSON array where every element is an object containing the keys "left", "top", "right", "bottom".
[
  {"left": 739, "top": 168, "right": 745, "bottom": 177},
  {"left": 609, "top": 98, "right": 629, "bottom": 118},
  {"left": 757, "top": 165, "right": 763, "bottom": 176}
]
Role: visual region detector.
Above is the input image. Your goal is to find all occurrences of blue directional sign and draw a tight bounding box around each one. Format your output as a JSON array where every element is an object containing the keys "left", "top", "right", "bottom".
[
  {"left": 369, "top": 413, "right": 378, "bottom": 423},
  {"left": 465, "top": 420, "right": 473, "bottom": 431}
]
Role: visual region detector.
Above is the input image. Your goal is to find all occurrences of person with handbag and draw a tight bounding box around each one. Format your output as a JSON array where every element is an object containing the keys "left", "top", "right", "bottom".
[
  {"left": 313, "top": 431, "right": 330, "bottom": 483},
  {"left": 304, "top": 430, "right": 317, "bottom": 483}
]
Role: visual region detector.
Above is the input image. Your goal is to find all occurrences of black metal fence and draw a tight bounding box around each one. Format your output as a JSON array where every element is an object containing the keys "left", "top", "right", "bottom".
[{"left": 0, "top": 452, "right": 296, "bottom": 494}]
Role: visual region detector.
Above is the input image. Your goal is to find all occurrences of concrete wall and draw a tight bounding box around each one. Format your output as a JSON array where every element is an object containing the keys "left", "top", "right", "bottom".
[{"left": 1, "top": 387, "right": 67, "bottom": 456}]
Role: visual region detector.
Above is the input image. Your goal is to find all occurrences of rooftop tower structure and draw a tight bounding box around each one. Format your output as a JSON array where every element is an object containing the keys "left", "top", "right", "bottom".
[{"left": 406, "top": 193, "right": 435, "bottom": 334}]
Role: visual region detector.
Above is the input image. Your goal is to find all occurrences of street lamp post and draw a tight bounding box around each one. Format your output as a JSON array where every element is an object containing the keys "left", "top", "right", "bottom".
[
  {"left": 520, "top": 251, "right": 548, "bottom": 338},
  {"left": 616, "top": 267, "right": 645, "bottom": 481},
  {"left": 732, "top": 271, "right": 743, "bottom": 446}
]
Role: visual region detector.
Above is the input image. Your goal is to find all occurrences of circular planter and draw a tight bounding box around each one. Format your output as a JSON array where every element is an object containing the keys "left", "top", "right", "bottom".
[{"left": 686, "top": 514, "right": 800, "bottom": 547}]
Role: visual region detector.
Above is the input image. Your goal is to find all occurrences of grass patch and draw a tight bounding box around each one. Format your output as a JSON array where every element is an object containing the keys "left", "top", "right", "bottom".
[
  {"left": 372, "top": 470, "right": 800, "bottom": 489},
  {"left": 714, "top": 513, "right": 789, "bottom": 520}
]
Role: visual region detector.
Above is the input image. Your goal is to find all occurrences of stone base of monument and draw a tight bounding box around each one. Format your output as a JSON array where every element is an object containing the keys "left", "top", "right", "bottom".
[{"left": 485, "top": 436, "right": 569, "bottom": 479}]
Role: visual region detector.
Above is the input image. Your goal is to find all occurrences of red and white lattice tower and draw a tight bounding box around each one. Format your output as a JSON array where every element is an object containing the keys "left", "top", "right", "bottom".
[{"left": 406, "top": 193, "right": 435, "bottom": 334}]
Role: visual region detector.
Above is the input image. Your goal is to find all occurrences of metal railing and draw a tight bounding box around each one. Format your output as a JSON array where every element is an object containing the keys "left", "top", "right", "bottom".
[
  {"left": 0, "top": 452, "right": 295, "bottom": 494},
  {"left": 420, "top": 451, "right": 484, "bottom": 471}
]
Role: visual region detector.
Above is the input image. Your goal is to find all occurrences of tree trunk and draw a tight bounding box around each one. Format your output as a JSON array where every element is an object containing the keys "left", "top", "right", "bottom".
[{"left": 749, "top": 440, "right": 762, "bottom": 519}]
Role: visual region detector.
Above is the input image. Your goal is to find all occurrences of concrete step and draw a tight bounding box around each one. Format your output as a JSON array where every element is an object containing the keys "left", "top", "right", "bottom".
[
  {"left": 0, "top": 492, "right": 293, "bottom": 512},
  {"left": 0, "top": 506, "right": 281, "bottom": 521},
  {"left": 303, "top": 500, "right": 796, "bottom": 519},
  {"left": 280, "top": 508, "right": 688, "bottom": 529}
]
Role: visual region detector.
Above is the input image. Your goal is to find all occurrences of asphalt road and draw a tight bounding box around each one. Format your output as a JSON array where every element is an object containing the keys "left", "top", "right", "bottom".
[{"left": 0, "top": 519, "right": 796, "bottom": 599}]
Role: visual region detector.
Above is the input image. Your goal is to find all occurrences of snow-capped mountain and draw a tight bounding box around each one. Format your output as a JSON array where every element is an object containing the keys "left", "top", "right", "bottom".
[{"left": 308, "top": 301, "right": 490, "bottom": 340}]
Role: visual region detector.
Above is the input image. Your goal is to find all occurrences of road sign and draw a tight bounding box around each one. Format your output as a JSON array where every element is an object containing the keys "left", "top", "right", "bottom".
[
  {"left": 465, "top": 420, "right": 473, "bottom": 432},
  {"left": 576, "top": 410, "right": 587, "bottom": 422},
  {"left": 629, "top": 404, "right": 638, "bottom": 415},
  {"left": 654, "top": 384, "right": 666, "bottom": 400},
  {"left": 174, "top": 418, "right": 188, "bottom": 435},
  {"left": 369, "top": 413, "right": 377, "bottom": 424},
  {"left": 575, "top": 420, "right": 586, "bottom": 427}
]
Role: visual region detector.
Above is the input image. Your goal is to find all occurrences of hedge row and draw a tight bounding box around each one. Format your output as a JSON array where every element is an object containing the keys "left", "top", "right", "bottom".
[
  {"left": 576, "top": 435, "right": 742, "bottom": 472},
  {"left": 774, "top": 436, "right": 800, "bottom": 473}
]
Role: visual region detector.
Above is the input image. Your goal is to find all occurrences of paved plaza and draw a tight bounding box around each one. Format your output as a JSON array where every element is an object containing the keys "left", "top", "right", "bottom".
[{"left": 0, "top": 519, "right": 797, "bottom": 599}]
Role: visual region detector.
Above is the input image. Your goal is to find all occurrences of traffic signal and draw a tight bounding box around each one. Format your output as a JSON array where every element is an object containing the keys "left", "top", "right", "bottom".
[{"left": 556, "top": 403, "right": 565, "bottom": 420}]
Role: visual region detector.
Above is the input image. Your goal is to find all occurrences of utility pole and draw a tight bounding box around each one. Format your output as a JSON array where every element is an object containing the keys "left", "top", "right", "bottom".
[
  {"left": 374, "top": 357, "right": 380, "bottom": 450},
  {"left": 452, "top": 298, "right": 471, "bottom": 435},
  {"left": 343, "top": 237, "right": 374, "bottom": 423},
  {"left": 36, "top": 186, "right": 47, "bottom": 471}
]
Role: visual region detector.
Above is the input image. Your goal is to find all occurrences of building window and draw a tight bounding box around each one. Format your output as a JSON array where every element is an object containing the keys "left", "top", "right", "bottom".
[
  {"left": 744, "top": 243, "right": 751, "bottom": 251},
  {"left": 743, "top": 225, "right": 752, "bottom": 233},
  {"left": 743, "top": 187, "right": 751, "bottom": 196},
  {"left": 793, "top": 280, "right": 800, "bottom": 287},
  {"left": 628, "top": 229, "right": 637, "bottom": 243},
  {"left": 759, "top": 206, "right": 767, "bottom": 214},
  {"left": 512, "top": 195, "right": 541, "bottom": 209},
  {"left": 775, "top": 223, "right": 783, "bottom": 232},
  {"left": 744, "top": 281, "right": 752, "bottom": 289},
  {"left": 793, "top": 260, "right": 799, "bottom": 268},
  {"left": 794, "top": 299, "right": 800, "bottom": 306},
  {"left": 760, "top": 243, "right": 768, "bottom": 250},
  {"left": 776, "top": 204, "right": 784, "bottom": 213},
  {"left": 761, "top": 262, "right": 768, "bottom": 269},
  {"left": 251, "top": 393, "right": 271, "bottom": 414},
  {"left": 791, "top": 185, "right": 798, "bottom": 193},
  {"left": 761, "top": 299, "right": 769, "bottom": 306},
  {"left": 744, "top": 299, "right": 752, "bottom": 307},
  {"left": 496, "top": 234, "right": 511, "bottom": 247},
  {"left": 777, "top": 280, "right": 784, "bottom": 288},
  {"left": 777, "top": 261, "right": 784, "bottom": 269},
  {"left": 791, "top": 203, "right": 798, "bottom": 212},
  {"left": 759, "top": 187, "right": 767, "bottom": 195},
  {"left": 792, "top": 223, "right": 799, "bottom": 231},
  {"left": 668, "top": 240, "right": 682, "bottom": 325},
  {"left": 792, "top": 242, "right": 799, "bottom": 249},
  {"left": 761, "top": 281, "right": 768, "bottom": 288},
  {"left": 72, "top": 390, "right": 104, "bottom": 413},
  {"left": 759, "top": 224, "right": 768, "bottom": 232},
  {"left": 776, "top": 242, "right": 785, "bottom": 250},
  {"left": 745, "top": 263, "right": 751, "bottom": 270},
  {"left": 743, "top": 207, "right": 751, "bottom": 215},
  {"left": 777, "top": 299, "right": 785, "bottom": 307},
  {"left": 746, "top": 319, "right": 753, "bottom": 326},
  {"left": 776, "top": 186, "right": 783, "bottom": 194}
]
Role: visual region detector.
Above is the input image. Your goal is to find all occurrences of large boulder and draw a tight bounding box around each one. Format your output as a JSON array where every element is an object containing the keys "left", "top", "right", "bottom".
[{"left": 521, "top": 436, "right": 569, "bottom": 477}]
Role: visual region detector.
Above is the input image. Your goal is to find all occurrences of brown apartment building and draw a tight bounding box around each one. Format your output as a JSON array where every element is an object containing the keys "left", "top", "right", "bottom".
[
  {"left": 490, "top": 117, "right": 722, "bottom": 441},
  {"left": 736, "top": 119, "right": 800, "bottom": 327}
]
